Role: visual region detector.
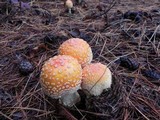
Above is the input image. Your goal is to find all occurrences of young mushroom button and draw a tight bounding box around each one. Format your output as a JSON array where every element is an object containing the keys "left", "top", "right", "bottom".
[
  {"left": 58, "top": 38, "right": 93, "bottom": 67},
  {"left": 65, "top": 0, "right": 73, "bottom": 14},
  {"left": 82, "top": 63, "right": 112, "bottom": 96},
  {"left": 40, "top": 55, "right": 82, "bottom": 107}
]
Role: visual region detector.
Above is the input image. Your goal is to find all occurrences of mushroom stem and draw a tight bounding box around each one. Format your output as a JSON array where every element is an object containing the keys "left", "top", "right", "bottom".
[
  {"left": 68, "top": 8, "right": 72, "bottom": 14},
  {"left": 60, "top": 91, "right": 80, "bottom": 107},
  {"left": 78, "top": 0, "right": 81, "bottom": 4}
]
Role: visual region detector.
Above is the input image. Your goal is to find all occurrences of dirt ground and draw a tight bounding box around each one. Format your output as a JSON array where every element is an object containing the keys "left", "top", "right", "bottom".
[{"left": 0, "top": 0, "right": 160, "bottom": 120}]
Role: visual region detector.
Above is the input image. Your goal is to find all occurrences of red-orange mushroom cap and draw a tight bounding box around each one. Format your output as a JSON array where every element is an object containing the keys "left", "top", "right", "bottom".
[
  {"left": 40, "top": 55, "right": 82, "bottom": 107},
  {"left": 82, "top": 63, "right": 112, "bottom": 96},
  {"left": 58, "top": 38, "right": 93, "bottom": 67}
]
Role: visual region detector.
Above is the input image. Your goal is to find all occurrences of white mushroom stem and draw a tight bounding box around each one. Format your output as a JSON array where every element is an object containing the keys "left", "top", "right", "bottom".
[
  {"left": 65, "top": 0, "right": 73, "bottom": 14},
  {"left": 60, "top": 91, "right": 80, "bottom": 107},
  {"left": 68, "top": 8, "right": 72, "bottom": 14},
  {"left": 78, "top": 0, "right": 82, "bottom": 3}
]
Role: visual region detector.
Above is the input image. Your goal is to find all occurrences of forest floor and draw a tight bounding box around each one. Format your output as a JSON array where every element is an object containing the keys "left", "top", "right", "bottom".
[{"left": 0, "top": 0, "right": 160, "bottom": 120}]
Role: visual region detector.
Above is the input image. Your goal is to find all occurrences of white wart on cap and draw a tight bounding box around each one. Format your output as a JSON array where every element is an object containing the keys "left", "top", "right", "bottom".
[
  {"left": 40, "top": 55, "right": 82, "bottom": 107},
  {"left": 82, "top": 63, "right": 112, "bottom": 96}
]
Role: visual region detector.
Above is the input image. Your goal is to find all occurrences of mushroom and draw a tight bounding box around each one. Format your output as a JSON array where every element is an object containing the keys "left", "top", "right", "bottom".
[
  {"left": 82, "top": 63, "right": 112, "bottom": 96},
  {"left": 65, "top": 0, "right": 73, "bottom": 14},
  {"left": 58, "top": 38, "right": 93, "bottom": 67},
  {"left": 40, "top": 55, "right": 82, "bottom": 107}
]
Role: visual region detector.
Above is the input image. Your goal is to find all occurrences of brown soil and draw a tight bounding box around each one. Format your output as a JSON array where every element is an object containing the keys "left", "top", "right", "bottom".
[{"left": 0, "top": 0, "right": 160, "bottom": 120}]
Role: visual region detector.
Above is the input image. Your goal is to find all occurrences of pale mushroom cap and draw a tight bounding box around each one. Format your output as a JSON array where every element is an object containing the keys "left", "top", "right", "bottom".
[
  {"left": 58, "top": 38, "right": 93, "bottom": 67},
  {"left": 82, "top": 63, "right": 112, "bottom": 96},
  {"left": 40, "top": 55, "right": 82, "bottom": 98},
  {"left": 66, "top": 0, "right": 73, "bottom": 9}
]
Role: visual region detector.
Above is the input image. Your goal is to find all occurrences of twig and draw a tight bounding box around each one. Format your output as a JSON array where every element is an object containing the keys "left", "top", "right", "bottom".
[
  {"left": 129, "top": 100, "right": 150, "bottom": 120},
  {"left": 0, "top": 111, "right": 13, "bottom": 120}
]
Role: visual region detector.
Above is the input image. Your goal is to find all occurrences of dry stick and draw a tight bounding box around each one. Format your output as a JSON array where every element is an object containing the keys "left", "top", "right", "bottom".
[
  {"left": 129, "top": 101, "right": 150, "bottom": 120},
  {"left": 127, "top": 74, "right": 137, "bottom": 99},
  {"left": 107, "top": 42, "right": 122, "bottom": 54},
  {"left": 39, "top": 91, "right": 56, "bottom": 108},
  {"left": 73, "top": 104, "right": 84, "bottom": 118},
  {"left": 8, "top": 73, "right": 34, "bottom": 117},
  {"left": 1, "top": 34, "right": 40, "bottom": 57},
  {"left": 126, "top": 67, "right": 141, "bottom": 99},
  {"left": 6, "top": 107, "right": 55, "bottom": 114},
  {"left": 119, "top": 72, "right": 155, "bottom": 88},
  {"left": 139, "top": 21, "right": 147, "bottom": 51},
  {"left": 124, "top": 109, "right": 130, "bottom": 120},
  {"left": 102, "top": 42, "right": 121, "bottom": 56},
  {"left": 35, "top": 111, "right": 56, "bottom": 117},
  {"left": 99, "top": 55, "right": 111, "bottom": 63},
  {"left": 99, "top": 38, "right": 107, "bottom": 56},
  {"left": 21, "top": 89, "right": 41, "bottom": 104},
  {"left": 0, "top": 111, "right": 13, "bottom": 120},
  {"left": 83, "top": 0, "right": 116, "bottom": 21},
  {"left": 149, "top": 26, "right": 160, "bottom": 55},
  {"left": 38, "top": 54, "right": 51, "bottom": 115},
  {"left": 42, "top": 91, "right": 48, "bottom": 118},
  {"left": 147, "top": 25, "right": 160, "bottom": 43},
  {"left": 59, "top": 105, "right": 77, "bottom": 120},
  {"left": 137, "top": 97, "right": 160, "bottom": 116},
  {"left": 136, "top": 96, "right": 160, "bottom": 119},
  {"left": 21, "top": 56, "right": 50, "bottom": 115},
  {"left": 120, "top": 22, "right": 135, "bottom": 41},
  {"left": 104, "top": 19, "right": 132, "bottom": 31},
  {"left": 71, "top": 109, "right": 110, "bottom": 117},
  {"left": 23, "top": 55, "right": 45, "bottom": 100},
  {"left": 94, "top": 0, "right": 117, "bottom": 18},
  {"left": 107, "top": 52, "right": 135, "bottom": 67},
  {"left": 121, "top": 29, "right": 135, "bottom": 41},
  {"left": 20, "top": 74, "right": 33, "bottom": 97},
  {"left": 24, "top": 85, "right": 41, "bottom": 106},
  {"left": 17, "top": 83, "right": 41, "bottom": 103},
  {"left": 157, "top": 42, "right": 160, "bottom": 56},
  {"left": 34, "top": 94, "right": 47, "bottom": 117}
]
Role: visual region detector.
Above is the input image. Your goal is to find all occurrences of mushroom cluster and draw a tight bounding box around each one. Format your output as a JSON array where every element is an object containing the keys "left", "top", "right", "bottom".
[{"left": 40, "top": 37, "right": 112, "bottom": 107}]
